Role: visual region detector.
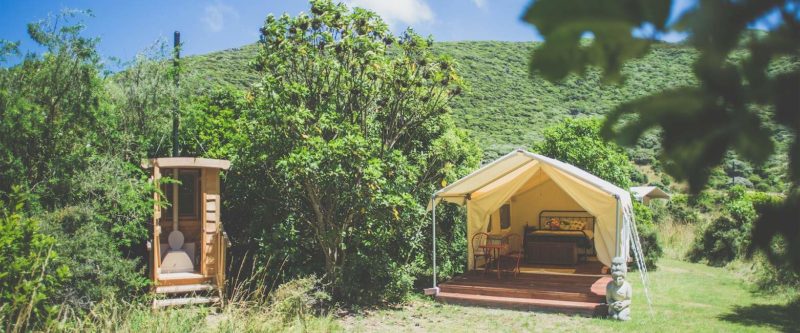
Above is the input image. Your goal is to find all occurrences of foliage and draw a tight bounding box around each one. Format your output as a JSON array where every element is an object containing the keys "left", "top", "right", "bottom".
[
  {"left": 185, "top": 40, "right": 706, "bottom": 162},
  {"left": 39, "top": 205, "right": 149, "bottom": 309},
  {"left": 0, "top": 10, "right": 103, "bottom": 205},
  {"left": 533, "top": 117, "right": 635, "bottom": 188},
  {"left": 0, "top": 187, "right": 70, "bottom": 332},
  {"left": 105, "top": 40, "right": 175, "bottom": 159},
  {"left": 269, "top": 275, "right": 330, "bottom": 324},
  {"left": 236, "top": 0, "right": 480, "bottom": 303},
  {"left": 688, "top": 186, "right": 782, "bottom": 266},
  {"left": 664, "top": 193, "right": 704, "bottom": 225},
  {"left": 182, "top": 86, "right": 248, "bottom": 160},
  {"left": 1, "top": 11, "right": 166, "bottom": 324},
  {"left": 632, "top": 200, "right": 663, "bottom": 270},
  {"left": 523, "top": 0, "right": 800, "bottom": 270}
]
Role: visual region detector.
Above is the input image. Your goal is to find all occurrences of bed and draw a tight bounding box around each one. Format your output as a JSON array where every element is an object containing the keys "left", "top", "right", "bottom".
[{"left": 524, "top": 211, "right": 595, "bottom": 265}]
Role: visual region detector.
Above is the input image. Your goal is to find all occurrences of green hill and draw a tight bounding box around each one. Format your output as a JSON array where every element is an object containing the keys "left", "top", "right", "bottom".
[{"left": 183, "top": 41, "right": 697, "bottom": 160}]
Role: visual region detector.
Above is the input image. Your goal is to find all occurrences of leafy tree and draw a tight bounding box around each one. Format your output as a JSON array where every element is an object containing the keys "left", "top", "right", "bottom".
[
  {"left": 523, "top": 0, "right": 800, "bottom": 270},
  {"left": 0, "top": 10, "right": 103, "bottom": 205},
  {"left": 1, "top": 11, "right": 162, "bottom": 314},
  {"left": 105, "top": 40, "right": 175, "bottom": 160},
  {"left": 533, "top": 117, "right": 634, "bottom": 188},
  {"left": 241, "top": 0, "right": 479, "bottom": 301},
  {"left": 181, "top": 86, "right": 247, "bottom": 160}
]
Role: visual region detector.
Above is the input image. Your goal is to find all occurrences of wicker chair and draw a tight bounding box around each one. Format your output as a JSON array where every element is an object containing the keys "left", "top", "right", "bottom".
[
  {"left": 471, "top": 232, "right": 490, "bottom": 273},
  {"left": 500, "top": 233, "right": 523, "bottom": 278}
]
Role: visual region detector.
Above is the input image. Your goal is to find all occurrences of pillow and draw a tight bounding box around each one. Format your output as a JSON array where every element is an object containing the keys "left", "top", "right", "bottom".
[
  {"left": 559, "top": 220, "right": 572, "bottom": 230},
  {"left": 571, "top": 220, "right": 586, "bottom": 230},
  {"left": 546, "top": 218, "right": 560, "bottom": 230}
]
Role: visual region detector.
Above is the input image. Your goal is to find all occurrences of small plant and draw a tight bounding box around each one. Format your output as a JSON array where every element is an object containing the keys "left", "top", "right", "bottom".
[
  {"left": 0, "top": 186, "right": 70, "bottom": 332},
  {"left": 270, "top": 275, "right": 331, "bottom": 325}
]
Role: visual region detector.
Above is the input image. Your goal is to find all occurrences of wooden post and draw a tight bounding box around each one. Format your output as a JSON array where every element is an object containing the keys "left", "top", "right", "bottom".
[
  {"left": 200, "top": 187, "right": 207, "bottom": 275},
  {"left": 172, "top": 168, "right": 179, "bottom": 232},
  {"left": 152, "top": 165, "right": 162, "bottom": 283}
]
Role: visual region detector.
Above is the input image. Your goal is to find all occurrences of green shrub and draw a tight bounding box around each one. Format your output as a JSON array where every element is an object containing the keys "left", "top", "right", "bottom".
[
  {"left": 632, "top": 200, "right": 663, "bottom": 270},
  {"left": 40, "top": 206, "right": 148, "bottom": 309},
  {"left": 689, "top": 186, "right": 756, "bottom": 266},
  {"left": 270, "top": 276, "right": 331, "bottom": 324},
  {"left": 667, "top": 194, "right": 703, "bottom": 224},
  {"left": 689, "top": 215, "right": 749, "bottom": 266},
  {"left": 0, "top": 187, "right": 70, "bottom": 332}
]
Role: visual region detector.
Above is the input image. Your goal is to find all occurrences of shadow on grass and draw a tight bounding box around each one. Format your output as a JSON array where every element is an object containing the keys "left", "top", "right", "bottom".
[{"left": 718, "top": 299, "right": 800, "bottom": 332}]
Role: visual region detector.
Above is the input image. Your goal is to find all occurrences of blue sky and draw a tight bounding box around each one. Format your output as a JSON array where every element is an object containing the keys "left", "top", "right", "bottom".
[{"left": 0, "top": 0, "right": 778, "bottom": 64}]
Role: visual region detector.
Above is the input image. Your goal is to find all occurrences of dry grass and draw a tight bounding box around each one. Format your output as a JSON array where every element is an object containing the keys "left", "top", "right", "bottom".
[{"left": 657, "top": 220, "right": 696, "bottom": 260}]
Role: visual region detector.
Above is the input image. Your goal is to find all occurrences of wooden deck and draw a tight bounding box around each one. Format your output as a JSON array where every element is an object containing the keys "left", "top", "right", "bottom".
[{"left": 436, "top": 262, "right": 611, "bottom": 316}]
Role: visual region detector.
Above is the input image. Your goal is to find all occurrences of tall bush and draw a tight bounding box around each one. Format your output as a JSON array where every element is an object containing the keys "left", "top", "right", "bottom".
[
  {"left": 0, "top": 187, "right": 70, "bottom": 332},
  {"left": 1, "top": 12, "right": 167, "bottom": 317},
  {"left": 236, "top": 0, "right": 480, "bottom": 303},
  {"left": 689, "top": 186, "right": 758, "bottom": 265}
]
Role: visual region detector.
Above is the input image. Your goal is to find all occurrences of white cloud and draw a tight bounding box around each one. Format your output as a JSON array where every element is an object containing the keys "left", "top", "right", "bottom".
[
  {"left": 472, "top": 0, "right": 486, "bottom": 9},
  {"left": 344, "top": 0, "right": 434, "bottom": 26},
  {"left": 202, "top": 2, "right": 239, "bottom": 32}
]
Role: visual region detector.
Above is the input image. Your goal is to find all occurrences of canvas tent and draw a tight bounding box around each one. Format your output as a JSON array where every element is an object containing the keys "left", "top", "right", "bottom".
[
  {"left": 631, "top": 186, "right": 671, "bottom": 205},
  {"left": 429, "top": 149, "right": 650, "bottom": 284}
]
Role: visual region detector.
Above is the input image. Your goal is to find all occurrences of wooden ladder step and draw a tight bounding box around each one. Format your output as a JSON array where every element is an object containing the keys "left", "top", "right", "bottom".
[
  {"left": 436, "top": 292, "right": 606, "bottom": 316},
  {"left": 152, "top": 296, "right": 220, "bottom": 308},
  {"left": 155, "top": 284, "right": 216, "bottom": 294}
]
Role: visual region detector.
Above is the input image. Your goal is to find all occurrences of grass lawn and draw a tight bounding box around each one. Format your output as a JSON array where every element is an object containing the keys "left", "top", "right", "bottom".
[{"left": 340, "top": 259, "right": 799, "bottom": 333}]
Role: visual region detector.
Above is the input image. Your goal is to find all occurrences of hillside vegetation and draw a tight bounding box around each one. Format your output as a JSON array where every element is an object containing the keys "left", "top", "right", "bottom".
[{"left": 185, "top": 41, "right": 699, "bottom": 159}]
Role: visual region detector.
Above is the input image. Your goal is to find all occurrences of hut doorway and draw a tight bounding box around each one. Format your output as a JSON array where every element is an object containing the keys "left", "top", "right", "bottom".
[{"left": 143, "top": 157, "right": 231, "bottom": 307}]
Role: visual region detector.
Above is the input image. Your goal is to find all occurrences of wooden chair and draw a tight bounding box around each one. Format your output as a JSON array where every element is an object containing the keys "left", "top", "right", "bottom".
[
  {"left": 500, "top": 233, "right": 523, "bottom": 278},
  {"left": 471, "top": 232, "right": 490, "bottom": 273}
]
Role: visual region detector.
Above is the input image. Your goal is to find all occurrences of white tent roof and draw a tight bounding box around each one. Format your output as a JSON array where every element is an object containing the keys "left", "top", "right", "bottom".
[
  {"left": 433, "top": 149, "right": 635, "bottom": 268},
  {"left": 630, "top": 186, "right": 671, "bottom": 200},
  {"left": 435, "top": 149, "right": 630, "bottom": 201}
]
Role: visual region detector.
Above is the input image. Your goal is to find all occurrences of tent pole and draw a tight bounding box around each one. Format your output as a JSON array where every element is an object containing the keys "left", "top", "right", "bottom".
[
  {"left": 431, "top": 194, "right": 437, "bottom": 289},
  {"left": 614, "top": 194, "right": 620, "bottom": 257}
]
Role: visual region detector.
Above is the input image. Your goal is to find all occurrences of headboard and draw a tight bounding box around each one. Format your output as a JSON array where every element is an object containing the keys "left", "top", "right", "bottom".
[{"left": 536, "top": 210, "right": 595, "bottom": 231}]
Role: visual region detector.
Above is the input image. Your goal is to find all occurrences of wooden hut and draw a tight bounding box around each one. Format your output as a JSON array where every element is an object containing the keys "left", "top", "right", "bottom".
[{"left": 143, "top": 157, "right": 231, "bottom": 307}]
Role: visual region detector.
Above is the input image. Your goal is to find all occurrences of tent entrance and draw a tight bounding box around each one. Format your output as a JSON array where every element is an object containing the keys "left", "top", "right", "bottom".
[{"left": 466, "top": 170, "right": 607, "bottom": 271}]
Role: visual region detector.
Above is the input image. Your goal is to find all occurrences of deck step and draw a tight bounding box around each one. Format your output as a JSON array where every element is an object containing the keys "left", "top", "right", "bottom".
[
  {"left": 438, "top": 284, "right": 604, "bottom": 303},
  {"left": 152, "top": 296, "right": 220, "bottom": 308},
  {"left": 155, "top": 284, "right": 216, "bottom": 294},
  {"left": 436, "top": 292, "right": 606, "bottom": 316}
]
